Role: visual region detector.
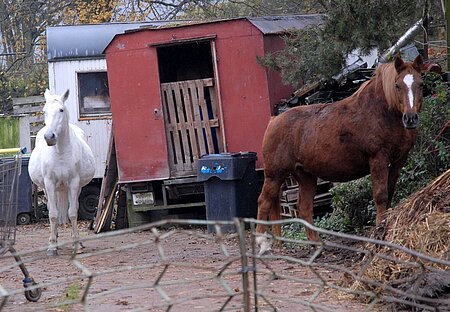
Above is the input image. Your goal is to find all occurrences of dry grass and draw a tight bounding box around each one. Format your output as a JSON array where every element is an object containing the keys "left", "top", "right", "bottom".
[
  {"left": 353, "top": 169, "right": 450, "bottom": 308},
  {"left": 377, "top": 168, "right": 450, "bottom": 264}
]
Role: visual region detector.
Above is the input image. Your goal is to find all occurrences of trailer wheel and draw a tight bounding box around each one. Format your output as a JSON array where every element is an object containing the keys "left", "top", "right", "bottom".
[
  {"left": 23, "top": 277, "right": 42, "bottom": 302},
  {"left": 25, "top": 286, "right": 42, "bottom": 302},
  {"left": 17, "top": 213, "right": 31, "bottom": 225},
  {"left": 78, "top": 185, "right": 100, "bottom": 220}
]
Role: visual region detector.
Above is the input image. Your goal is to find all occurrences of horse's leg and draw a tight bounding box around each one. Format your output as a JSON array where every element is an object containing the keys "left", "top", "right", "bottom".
[
  {"left": 369, "top": 157, "right": 390, "bottom": 225},
  {"left": 44, "top": 182, "right": 58, "bottom": 256},
  {"left": 294, "top": 171, "right": 319, "bottom": 242},
  {"left": 68, "top": 180, "right": 82, "bottom": 253},
  {"left": 269, "top": 180, "right": 283, "bottom": 241},
  {"left": 387, "top": 156, "right": 408, "bottom": 206},
  {"left": 256, "top": 175, "right": 284, "bottom": 254}
]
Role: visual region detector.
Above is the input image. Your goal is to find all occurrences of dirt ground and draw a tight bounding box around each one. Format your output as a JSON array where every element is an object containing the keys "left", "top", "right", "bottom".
[{"left": 0, "top": 220, "right": 388, "bottom": 312}]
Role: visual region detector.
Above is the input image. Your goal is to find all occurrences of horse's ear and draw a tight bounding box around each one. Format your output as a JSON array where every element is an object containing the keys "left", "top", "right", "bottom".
[
  {"left": 61, "top": 89, "right": 69, "bottom": 102},
  {"left": 412, "top": 54, "right": 424, "bottom": 73},
  {"left": 44, "top": 89, "right": 51, "bottom": 101},
  {"left": 394, "top": 54, "right": 406, "bottom": 74}
]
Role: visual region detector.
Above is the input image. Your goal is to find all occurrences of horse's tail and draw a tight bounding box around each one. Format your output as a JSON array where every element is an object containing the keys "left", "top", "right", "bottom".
[{"left": 57, "top": 191, "right": 69, "bottom": 225}]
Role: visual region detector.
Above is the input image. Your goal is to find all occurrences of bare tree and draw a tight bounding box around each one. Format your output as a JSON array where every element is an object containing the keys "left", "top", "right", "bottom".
[{"left": 0, "top": 0, "right": 73, "bottom": 73}]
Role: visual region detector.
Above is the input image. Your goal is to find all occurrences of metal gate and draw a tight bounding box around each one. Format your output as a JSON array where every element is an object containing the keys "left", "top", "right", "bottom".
[{"left": 160, "top": 78, "right": 224, "bottom": 177}]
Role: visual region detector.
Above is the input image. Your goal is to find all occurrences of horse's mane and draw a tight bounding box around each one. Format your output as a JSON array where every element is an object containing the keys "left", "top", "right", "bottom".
[
  {"left": 376, "top": 62, "right": 399, "bottom": 108},
  {"left": 351, "top": 62, "right": 399, "bottom": 109}
]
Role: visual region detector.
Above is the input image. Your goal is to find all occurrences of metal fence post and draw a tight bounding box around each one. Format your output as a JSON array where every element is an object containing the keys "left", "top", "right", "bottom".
[{"left": 235, "top": 218, "right": 251, "bottom": 312}]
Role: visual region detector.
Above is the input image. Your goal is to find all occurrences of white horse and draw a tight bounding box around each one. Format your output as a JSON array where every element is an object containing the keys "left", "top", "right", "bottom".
[{"left": 29, "top": 89, "right": 95, "bottom": 256}]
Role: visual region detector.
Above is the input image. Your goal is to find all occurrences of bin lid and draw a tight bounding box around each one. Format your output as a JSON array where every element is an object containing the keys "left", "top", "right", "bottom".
[
  {"left": 199, "top": 151, "right": 256, "bottom": 160},
  {"left": 197, "top": 152, "right": 257, "bottom": 181}
]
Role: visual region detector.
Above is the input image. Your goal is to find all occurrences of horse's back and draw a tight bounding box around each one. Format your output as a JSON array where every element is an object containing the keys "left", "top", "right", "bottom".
[
  {"left": 28, "top": 127, "right": 47, "bottom": 188},
  {"left": 262, "top": 102, "right": 371, "bottom": 181},
  {"left": 262, "top": 92, "right": 415, "bottom": 182},
  {"left": 69, "top": 124, "right": 96, "bottom": 186},
  {"left": 263, "top": 103, "right": 333, "bottom": 154}
]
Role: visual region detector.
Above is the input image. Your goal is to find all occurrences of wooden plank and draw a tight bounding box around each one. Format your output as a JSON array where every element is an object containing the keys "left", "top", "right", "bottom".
[
  {"left": 160, "top": 86, "right": 177, "bottom": 173},
  {"left": 196, "top": 80, "right": 215, "bottom": 154},
  {"left": 11, "top": 96, "right": 45, "bottom": 146},
  {"left": 30, "top": 124, "right": 43, "bottom": 134},
  {"left": 19, "top": 116, "right": 31, "bottom": 151},
  {"left": 13, "top": 105, "right": 44, "bottom": 114},
  {"left": 183, "top": 81, "right": 200, "bottom": 163},
  {"left": 207, "top": 84, "right": 224, "bottom": 152},
  {"left": 190, "top": 82, "right": 207, "bottom": 157},
  {"left": 94, "top": 131, "right": 118, "bottom": 233},
  {"left": 12, "top": 95, "right": 45, "bottom": 105},
  {"left": 172, "top": 82, "right": 191, "bottom": 170},
  {"left": 180, "top": 81, "right": 199, "bottom": 169},
  {"left": 162, "top": 84, "right": 184, "bottom": 173},
  {"left": 95, "top": 181, "right": 118, "bottom": 233},
  {"left": 168, "top": 82, "right": 186, "bottom": 172},
  {"left": 293, "top": 81, "right": 321, "bottom": 98},
  {"left": 203, "top": 78, "right": 214, "bottom": 87},
  {"left": 208, "top": 85, "right": 219, "bottom": 120},
  {"left": 28, "top": 115, "right": 44, "bottom": 123},
  {"left": 160, "top": 87, "right": 176, "bottom": 174},
  {"left": 208, "top": 119, "right": 219, "bottom": 127}
]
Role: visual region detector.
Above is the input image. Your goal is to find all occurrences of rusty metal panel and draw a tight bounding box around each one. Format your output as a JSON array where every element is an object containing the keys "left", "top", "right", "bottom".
[
  {"left": 107, "top": 47, "right": 170, "bottom": 183},
  {"left": 106, "top": 17, "right": 307, "bottom": 180}
]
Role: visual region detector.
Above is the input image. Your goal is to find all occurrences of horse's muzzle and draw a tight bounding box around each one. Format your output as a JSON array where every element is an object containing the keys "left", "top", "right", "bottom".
[
  {"left": 44, "top": 132, "right": 57, "bottom": 146},
  {"left": 402, "top": 113, "right": 419, "bottom": 129}
]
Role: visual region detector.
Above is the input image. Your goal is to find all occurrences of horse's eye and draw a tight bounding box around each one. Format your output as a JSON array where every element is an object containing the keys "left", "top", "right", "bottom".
[
  {"left": 395, "top": 83, "right": 400, "bottom": 89},
  {"left": 59, "top": 108, "right": 64, "bottom": 113}
]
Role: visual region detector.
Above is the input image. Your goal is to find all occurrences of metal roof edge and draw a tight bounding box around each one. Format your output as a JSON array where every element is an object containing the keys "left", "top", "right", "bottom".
[
  {"left": 246, "top": 14, "right": 324, "bottom": 35},
  {"left": 105, "top": 14, "right": 323, "bottom": 51},
  {"left": 47, "top": 21, "right": 174, "bottom": 61}
]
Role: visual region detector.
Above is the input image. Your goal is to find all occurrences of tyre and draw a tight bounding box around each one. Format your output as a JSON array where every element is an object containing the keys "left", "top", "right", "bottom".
[
  {"left": 17, "top": 213, "right": 31, "bottom": 225},
  {"left": 24, "top": 283, "right": 42, "bottom": 302},
  {"left": 78, "top": 185, "right": 100, "bottom": 220}
]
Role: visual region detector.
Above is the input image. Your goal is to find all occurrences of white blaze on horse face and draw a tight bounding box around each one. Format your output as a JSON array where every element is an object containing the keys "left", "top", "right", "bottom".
[{"left": 403, "top": 74, "right": 414, "bottom": 109}]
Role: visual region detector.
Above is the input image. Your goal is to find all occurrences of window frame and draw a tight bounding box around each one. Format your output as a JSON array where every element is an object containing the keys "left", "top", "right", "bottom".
[{"left": 76, "top": 70, "right": 112, "bottom": 120}]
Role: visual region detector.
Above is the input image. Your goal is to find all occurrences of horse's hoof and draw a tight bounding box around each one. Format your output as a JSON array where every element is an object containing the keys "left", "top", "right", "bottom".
[
  {"left": 73, "top": 247, "right": 84, "bottom": 254},
  {"left": 259, "top": 248, "right": 273, "bottom": 256},
  {"left": 256, "top": 234, "right": 273, "bottom": 256},
  {"left": 47, "top": 249, "right": 58, "bottom": 257},
  {"left": 71, "top": 242, "right": 85, "bottom": 255}
]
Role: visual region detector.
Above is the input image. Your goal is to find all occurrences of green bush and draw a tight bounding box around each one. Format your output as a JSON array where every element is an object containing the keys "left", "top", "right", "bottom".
[
  {"left": 282, "top": 222, "right": 308, "bottom": 242},
  {"left": 328, "top": 177, "right": 375, "bottom": 232},
  {"left": 0, "top": 64, "right": 47, "bottom": 113},
  {"left": 393, "top": 72, "right": 450, "bottom": 204}
]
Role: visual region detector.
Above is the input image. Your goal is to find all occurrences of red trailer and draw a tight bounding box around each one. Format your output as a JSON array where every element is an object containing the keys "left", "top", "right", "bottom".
[{"left": 104, "top": 15, "right": 321, "bottom": 225}]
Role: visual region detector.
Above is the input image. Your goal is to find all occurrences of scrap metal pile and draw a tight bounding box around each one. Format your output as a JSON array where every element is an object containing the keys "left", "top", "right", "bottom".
[{"left": 276, "top": 64, "right": 375, "bottom": 115}]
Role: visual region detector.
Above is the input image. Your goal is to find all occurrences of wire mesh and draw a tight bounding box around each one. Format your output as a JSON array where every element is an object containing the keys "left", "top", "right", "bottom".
[
  {"left": 0, "top": 218, "right": 448, "bottom": 311},
  {"left": 0, "top": 156, "right": 21, "bottom": 249}
]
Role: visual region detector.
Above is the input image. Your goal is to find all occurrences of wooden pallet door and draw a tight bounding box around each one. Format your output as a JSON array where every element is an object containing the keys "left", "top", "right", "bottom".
[{"left": 160, "top": 78, "right": 224, "bottom": 177}]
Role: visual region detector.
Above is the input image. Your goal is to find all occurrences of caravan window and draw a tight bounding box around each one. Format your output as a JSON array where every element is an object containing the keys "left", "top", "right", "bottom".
[{"left": 77, "top": 72, "right": 111, "bottom": 118}]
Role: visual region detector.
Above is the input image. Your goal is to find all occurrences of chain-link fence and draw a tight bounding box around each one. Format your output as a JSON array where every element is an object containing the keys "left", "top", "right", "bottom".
[{"left": 0, "top": 218, "right": 449, "bottom": 311}]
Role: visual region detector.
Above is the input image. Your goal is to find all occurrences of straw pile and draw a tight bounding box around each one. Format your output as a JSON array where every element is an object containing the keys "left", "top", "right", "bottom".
[{"left": 355, "top": 169, "right": 450, "bottom": 306}]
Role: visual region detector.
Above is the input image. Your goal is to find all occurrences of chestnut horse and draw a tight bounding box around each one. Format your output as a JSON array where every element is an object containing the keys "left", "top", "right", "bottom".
[{"left": 256, "top": 55, "right": 424, "bottom": 253}]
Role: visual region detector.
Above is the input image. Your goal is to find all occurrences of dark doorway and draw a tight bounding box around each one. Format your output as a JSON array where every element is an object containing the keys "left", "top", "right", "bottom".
[{"left": 157, "top": 41, "right": 214, "bottom": 83}]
